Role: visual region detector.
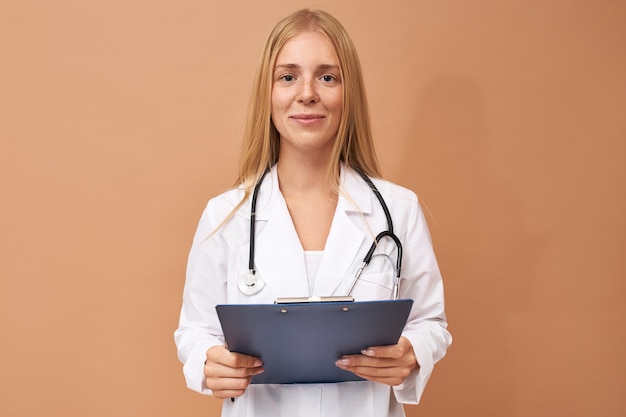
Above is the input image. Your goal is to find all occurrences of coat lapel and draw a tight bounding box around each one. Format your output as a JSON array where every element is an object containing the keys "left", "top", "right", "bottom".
[
  {"left": 236, "top": 166, "right": 375, "bottom": 299},
  {"left": 314, "top": 168, "right": 373, "bottom": 296},
  {"left": 247, "top": 167, "right": 309, "bottom": 298}
]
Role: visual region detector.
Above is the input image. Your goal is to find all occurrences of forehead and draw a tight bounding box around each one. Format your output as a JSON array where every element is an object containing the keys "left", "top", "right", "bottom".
[{"left": 275, "top": 31, "right": 339, "bottom": 65}]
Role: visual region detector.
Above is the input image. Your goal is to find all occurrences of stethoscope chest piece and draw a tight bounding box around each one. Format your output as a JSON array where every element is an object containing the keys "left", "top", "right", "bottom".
[{"left": 238, "top": 271, "right": 265, "bottom": 296}]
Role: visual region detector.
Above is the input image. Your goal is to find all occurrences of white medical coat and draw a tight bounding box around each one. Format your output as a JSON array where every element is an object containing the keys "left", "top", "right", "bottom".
[{"left": 174, "top": 166, "right": 451, "bottom": 417}]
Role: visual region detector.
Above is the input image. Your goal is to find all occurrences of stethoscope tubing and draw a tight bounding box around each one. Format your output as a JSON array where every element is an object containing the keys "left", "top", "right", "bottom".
[
  {"left": 246, "top": 167, "right": 403, "bottom": 300},
  {"left": 248, "top": 168, "right": 270, "bottom": 275}
]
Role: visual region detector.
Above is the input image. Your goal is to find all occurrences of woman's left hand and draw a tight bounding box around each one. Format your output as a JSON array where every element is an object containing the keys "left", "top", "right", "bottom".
[{"left": 335, "top": 336, "right": 419, "bottom": 386}]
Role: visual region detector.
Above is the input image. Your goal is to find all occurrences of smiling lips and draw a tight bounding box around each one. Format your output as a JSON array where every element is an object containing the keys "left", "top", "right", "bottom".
[{"left": 290, "top": 114, "right": 325, "bottom": 125}]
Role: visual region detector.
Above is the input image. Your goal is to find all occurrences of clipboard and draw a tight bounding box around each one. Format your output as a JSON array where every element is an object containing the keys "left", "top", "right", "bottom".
[{"left": 216, "top": 299, "right": 413, "bottom": 384}]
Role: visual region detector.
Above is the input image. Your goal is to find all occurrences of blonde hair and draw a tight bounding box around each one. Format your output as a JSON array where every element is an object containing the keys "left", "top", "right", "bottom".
[
  {"left": 207, "top": 9, "right": 381, "bottom": 234},
  {"left": 237, "top": 8, "right": 380, "bottom": 188}
]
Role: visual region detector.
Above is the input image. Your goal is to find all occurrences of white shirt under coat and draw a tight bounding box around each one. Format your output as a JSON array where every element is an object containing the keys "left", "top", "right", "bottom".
[{"left": 174, "top": 165, "right": 452, "bottom": 417}]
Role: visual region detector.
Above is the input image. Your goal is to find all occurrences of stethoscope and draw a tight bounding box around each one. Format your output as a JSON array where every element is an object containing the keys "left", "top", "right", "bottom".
[{"left": 238, "top": 167, "right": 403, "bottom": 300}]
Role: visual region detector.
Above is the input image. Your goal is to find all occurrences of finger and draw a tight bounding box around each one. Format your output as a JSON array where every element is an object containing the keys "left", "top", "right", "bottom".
[
  {"left": 338, "top": 360, "right": 413, "bottom": 387},
  {"left": 207, "top": 345, "right": 263, "bottom": 369},
  {"left": 205, "top": 376, "right": 252, "bottom": 399},
  {"left": 337, "top": 347, "right": 409, "bottom": 364},
  {"left": 227, "top": 353, "right": 263, "bottom": 369},
  {"left": 205, "top": 360, "right": 265, "bottom": 379},
  {"left": 349, "top": 371, "right": 408, "bottom": 386},
  {"left": 336, "top": 355, "right": 401, "bottom": 374},
  {"left": 211, "top": 389, "right": 246, "bottom": 400},
  {"left": 362, "top": 342, "right": 417, "bottom": 369},
  {"left": 336, "top": 354, "right": 389, "bottom": 367},
  {"left": 362, "top": 336, "right": 414, "bottom": 359},
  {"left": 342, "top": 363, "right": 412, "bottom": 380},
  {"left": 360, "top": 344, "right": 405, "bottom": 360},
  {"left": 340, "top": 351, "right": 417, "bottom": 373},
  {"left": 336, "top": 362, "right": 409, "bottom": 386}
]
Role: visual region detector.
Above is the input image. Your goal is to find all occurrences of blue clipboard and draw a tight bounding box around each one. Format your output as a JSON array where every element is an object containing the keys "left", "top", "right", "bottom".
[{"left": 216, "top": 299, "right": 413, "bottom": 384}]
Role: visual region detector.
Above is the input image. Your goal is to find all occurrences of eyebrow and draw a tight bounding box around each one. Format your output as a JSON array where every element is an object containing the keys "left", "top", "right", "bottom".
[{"left": 273, "top": 63, "right": 340, "bottom": 72}]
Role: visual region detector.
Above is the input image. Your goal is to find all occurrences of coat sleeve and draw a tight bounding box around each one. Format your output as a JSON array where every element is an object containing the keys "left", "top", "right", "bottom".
[
  {"left": 391, "top": 194, "right": 452, "bottom": 404},
  {"left": 173, "top": 200, "right": 230, "bottom": 395}
]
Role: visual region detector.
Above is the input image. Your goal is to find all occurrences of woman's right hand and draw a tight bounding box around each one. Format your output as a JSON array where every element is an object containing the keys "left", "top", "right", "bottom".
[{"left": 204, "top": 345, "right": 264, "bottom": 399}]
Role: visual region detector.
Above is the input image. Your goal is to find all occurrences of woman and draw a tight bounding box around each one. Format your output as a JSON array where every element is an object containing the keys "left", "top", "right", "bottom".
[{"left": 174, "top": 9, "right": 451, "bottom": 417}]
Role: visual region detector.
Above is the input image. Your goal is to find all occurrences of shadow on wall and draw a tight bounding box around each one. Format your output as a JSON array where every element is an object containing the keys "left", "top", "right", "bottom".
[{"left": 398, "top": 75, "right": 543, "bottom": 414}]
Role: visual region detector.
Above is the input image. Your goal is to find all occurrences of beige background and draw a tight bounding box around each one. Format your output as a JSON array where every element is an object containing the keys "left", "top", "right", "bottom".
[{"left": 1, "top": 0, "right": 625, "bottom": 416}]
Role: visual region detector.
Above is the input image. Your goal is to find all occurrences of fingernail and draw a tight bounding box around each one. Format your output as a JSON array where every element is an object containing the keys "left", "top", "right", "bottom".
[
  {"left": 337, "top": 358, "right": 350, "bottom": 365},
  {"left": 253, "top": 360, "right": 262, "bottom": 366},
  {"left": 361, "top": 349, "right": 374, "bottom": 356}
]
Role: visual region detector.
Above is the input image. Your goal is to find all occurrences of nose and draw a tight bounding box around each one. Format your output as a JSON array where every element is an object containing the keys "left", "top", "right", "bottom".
[{"left": 297, "top": 79, "right": 319, "bottom": 104}]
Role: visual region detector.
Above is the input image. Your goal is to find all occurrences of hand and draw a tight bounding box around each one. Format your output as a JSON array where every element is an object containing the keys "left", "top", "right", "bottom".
[
  {"left": 204, "top": 345, "right": 264, "bottom": 399},
  {"left": 335, "top": 336, "right": 419, "bottom": 386}
]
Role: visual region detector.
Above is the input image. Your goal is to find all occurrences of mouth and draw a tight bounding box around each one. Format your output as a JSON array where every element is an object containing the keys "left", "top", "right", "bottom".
[{"left": 290, "top": 114, "right": 325, "bottom": 125}]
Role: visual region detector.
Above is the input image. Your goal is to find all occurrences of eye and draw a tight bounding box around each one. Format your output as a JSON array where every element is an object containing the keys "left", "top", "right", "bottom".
[
  {"left": 321, "top": 74, "right": 336, "bottom": 82},
  {"left": 280, "top": 74, "right": 295, "bottom": 82}
]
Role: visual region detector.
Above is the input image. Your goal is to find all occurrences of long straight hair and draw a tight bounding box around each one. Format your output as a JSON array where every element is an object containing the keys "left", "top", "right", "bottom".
[
  {"left": 238, "top": 9, "right": 380, "bottom": 186},
  {"left": 215, "top": 9, "right": 381, "bottom": 230}
]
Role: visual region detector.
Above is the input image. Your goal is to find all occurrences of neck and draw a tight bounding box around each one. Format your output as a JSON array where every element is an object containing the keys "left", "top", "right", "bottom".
[
  {"left": 276, "top": 158, "right": 336, "bottom": 194},
  {"left": 276, "top": 157, "right": 339, "bottom": 252}
]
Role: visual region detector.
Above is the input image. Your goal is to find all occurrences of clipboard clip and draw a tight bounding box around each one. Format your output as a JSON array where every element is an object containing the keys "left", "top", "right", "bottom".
[{"left": 274, "top": 296, "right": 355, "bottom": 304}]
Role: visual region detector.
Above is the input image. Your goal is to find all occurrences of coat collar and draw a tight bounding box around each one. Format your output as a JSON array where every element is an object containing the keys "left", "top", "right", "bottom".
[{"left": 237, "top": 165, "right": 375, "bottom": 299}]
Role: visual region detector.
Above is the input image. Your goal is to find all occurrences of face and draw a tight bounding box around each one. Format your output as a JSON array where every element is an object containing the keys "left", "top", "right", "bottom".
[{"left": 271, "top": 31, "right": 343, "bottom": 158}]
